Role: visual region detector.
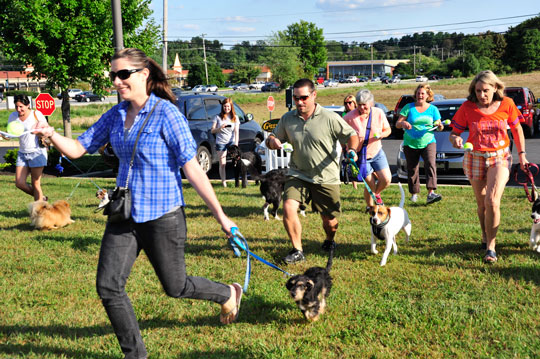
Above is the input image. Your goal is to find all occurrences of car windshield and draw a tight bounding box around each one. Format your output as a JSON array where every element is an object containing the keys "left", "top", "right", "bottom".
[
  {"left": 505, "top": 89, "right": 525, "bottom": 105},
  {"left": 434, "top": 103, "right": 463, "bottom": 131}
]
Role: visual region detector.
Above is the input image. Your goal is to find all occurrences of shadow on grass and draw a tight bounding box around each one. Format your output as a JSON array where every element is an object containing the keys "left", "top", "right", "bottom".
[
  {"left": 0, "top": 324, "right": 114, "bottom": 359},
  {"left": 0, "top": 294, "right": 289, "bottom": 359},
  {"left": 407, "top": 237, "right": 540, "bottom": 285},
  {"left": 0, "top": 209, "right": 28, "bottom": 219},
  {"left": 31, "top": 233, "right": 102, "bottom": 251}
]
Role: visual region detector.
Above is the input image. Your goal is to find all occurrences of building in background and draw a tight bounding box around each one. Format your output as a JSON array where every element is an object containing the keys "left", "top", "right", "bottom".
[{"left": 326, "top": 59, "right": 410, "bottom": 79}]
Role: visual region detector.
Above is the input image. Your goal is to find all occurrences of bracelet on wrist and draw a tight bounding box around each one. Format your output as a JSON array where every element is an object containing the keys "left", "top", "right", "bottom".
[{"left": 518, "top": 151, "right": 526, "bottom": 155}]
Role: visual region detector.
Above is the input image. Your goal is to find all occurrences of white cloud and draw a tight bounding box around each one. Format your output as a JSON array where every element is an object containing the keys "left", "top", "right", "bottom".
[
  {"left": 316, "top": 0, "right": 443, "bottom": 11},
  {"left": 222, "top": 16, "right": 257, "bottom": 23},
  {"left": 227, "top": 27, "right": 257, "bottom": 33},
  {"left": 182, "top": 24, "right": 200, "bottom": 30}
]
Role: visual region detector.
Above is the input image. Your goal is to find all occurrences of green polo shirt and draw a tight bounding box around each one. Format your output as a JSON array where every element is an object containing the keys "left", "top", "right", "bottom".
[{"left": 271, "top": 104, "right": 356, "bottom": 184}]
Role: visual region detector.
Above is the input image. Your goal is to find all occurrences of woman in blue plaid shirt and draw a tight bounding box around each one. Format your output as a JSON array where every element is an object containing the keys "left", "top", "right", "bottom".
[{"left": 35, "top": 48, "right": 242, "bottom": 359}]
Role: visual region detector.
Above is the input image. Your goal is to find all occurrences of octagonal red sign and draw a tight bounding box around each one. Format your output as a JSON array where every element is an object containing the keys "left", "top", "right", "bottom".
[{"left": 35, "top": 93, "right": 56, "bottom": 116}]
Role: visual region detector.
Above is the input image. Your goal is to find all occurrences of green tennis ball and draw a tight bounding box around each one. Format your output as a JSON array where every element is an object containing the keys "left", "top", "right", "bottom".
[
  {"left": 442, "top": 119, "right": 451, "bottom": 125},
  {"left": 463, "top": 142, "right": 473, "bottom": 151},
  {"left": 282, "top": 143, "right": 293, "bottom": 153},
  {"left": 373, "top": 133, "right": 380, "bottom": 139},
  {"left": 7, "top": 121, "right": 25, "bottom": 136}
]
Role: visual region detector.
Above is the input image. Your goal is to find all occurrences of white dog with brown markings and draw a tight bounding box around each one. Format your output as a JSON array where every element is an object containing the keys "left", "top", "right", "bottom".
[{"left": 368, "top": 182, "right": 411, "bottom": 266}]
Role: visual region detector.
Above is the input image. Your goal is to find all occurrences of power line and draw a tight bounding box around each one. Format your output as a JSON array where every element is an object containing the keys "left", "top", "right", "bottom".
[{"left": 164, "top": 13, "right": 537, "bottom": 41}]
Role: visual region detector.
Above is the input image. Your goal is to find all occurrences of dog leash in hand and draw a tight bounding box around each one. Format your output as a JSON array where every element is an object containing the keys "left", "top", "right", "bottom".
[
  {"left": 513, "top": 163, "right": 539, "bottom": 202},
  {"left": 346, "top": 151, "right": 378, "bottom": 203},
  {"left": 229, "top": 227, "right": 293, "bottom": 293}
]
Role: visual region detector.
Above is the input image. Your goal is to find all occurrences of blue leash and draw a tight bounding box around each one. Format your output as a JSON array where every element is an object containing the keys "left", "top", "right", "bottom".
[
  {"left": 346, "top": 152, "right": 378, "bottom": 203},
  {"left": 228, "top": 227, "right": 293, "bottom": 293},
  {"left": 58, "top": 155, "right": 103, "bottom": 191}
]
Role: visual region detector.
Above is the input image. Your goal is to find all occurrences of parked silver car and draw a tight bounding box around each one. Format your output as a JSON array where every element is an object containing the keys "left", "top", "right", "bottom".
[{"left": 396, "top": 98, "right": 469, "bottom": 181}]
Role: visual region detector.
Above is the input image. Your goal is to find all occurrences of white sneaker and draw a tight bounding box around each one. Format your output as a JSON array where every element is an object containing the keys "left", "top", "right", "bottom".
[
  {"left": 222, "top": 181, "right": 227, "bottom": 188},
  {"left": 410, "top": 194, "right": 418, "bottom": 203}
]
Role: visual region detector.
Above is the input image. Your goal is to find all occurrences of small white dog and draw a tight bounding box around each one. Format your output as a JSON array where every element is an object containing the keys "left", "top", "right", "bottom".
[
  {"left": 530, "top": 192, "right": 540, "bottom": 252},
  {"left": 368, "top": 182, "right": 412, "bottom": 266}
]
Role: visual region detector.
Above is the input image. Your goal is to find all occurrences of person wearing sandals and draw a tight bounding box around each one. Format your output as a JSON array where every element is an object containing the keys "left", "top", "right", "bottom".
[
  {"left": 34, "top": 48, "right": 242, "bottom": 358},
  {"left": 211, "top": 97, "right": 239, "bottom": 187},
  {"left": 396, "top": 84, "right": 443, "bottom": 205},
  {"left": 449, "top": 70, "right": 529, "bottom": 264},
  {"left": 343, "top": 89, "right": 392, "bottom": 208},
  {"left": 1, "top": 95, "right": 48, "bottom": 201}
]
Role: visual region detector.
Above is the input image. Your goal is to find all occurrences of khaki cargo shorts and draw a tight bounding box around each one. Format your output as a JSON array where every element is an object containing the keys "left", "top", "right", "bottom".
[{"left": 284, "top": 177, "right": 341, "bottom": 218}]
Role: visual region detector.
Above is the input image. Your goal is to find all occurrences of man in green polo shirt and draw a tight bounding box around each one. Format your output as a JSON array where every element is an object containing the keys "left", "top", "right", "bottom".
[{"left": 266, "top": 78, "right": 359, "bottom": 264}]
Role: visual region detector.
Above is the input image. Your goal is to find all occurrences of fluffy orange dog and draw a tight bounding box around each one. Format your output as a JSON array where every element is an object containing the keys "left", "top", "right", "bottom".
[{"left": 28, "top": 200, "right": 74, "bottom": 230}]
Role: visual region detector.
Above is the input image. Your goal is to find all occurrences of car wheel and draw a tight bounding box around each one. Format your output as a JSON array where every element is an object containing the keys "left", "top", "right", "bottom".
[
  {"left": 196, "top": 146, "right": 212, "bottom": 173},
  {"left": 85, "top": 97, "right": 90, "bottom": 102},
  {"left": 100, "top": 97, "right": 105, "bottom": 101}
]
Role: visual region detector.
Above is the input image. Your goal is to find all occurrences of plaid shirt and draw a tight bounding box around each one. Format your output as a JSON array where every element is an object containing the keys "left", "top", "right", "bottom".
[{"left": 78, "top": 93, "right": 197, "bottom": 222}]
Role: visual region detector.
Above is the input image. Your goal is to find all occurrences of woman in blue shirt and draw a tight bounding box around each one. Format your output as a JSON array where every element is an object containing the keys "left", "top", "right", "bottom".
[
  {"left": 35, "top": 48, "right": 242, "bottom": 358},
  {"left": 396, "top": 84, "right": 443, "bottom": 204}
]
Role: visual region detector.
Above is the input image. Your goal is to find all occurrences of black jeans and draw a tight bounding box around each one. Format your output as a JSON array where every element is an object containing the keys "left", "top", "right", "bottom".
[
  {"left": 96, "top": 207, "right": 231, "bottom": 359},
  {"left": 403, "top": 142, "right": 438, "bottom": 194}
]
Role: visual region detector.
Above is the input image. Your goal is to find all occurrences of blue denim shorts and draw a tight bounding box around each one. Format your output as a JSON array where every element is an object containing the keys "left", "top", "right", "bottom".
[
  {"left": 16, "top": 150, "right": 48, "bottom": 168},
  {"left": 216, "top": 141, "right": 234, "bottom": 152},
  {"left": 365, "top": 148, "right": 389, "bottom": 176}
]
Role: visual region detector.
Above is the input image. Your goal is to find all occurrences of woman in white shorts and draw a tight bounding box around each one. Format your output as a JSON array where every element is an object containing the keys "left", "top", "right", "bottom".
[{"left": 5, "top": 95, "right": 48, "bottom": 201}]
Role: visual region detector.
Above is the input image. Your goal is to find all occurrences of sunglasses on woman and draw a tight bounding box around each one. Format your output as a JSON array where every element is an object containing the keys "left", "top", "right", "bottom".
[{"left": 109, "top": 68, "right": 144, "bottom": 81}]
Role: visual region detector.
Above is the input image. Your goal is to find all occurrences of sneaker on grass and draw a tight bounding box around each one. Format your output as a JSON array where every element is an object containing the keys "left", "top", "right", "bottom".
[
  {"left": 283, "top": 248, "right": 305, "bottom": 264},
  {"left": 427, "top": 192, "right": 442, "bottom": 204}
]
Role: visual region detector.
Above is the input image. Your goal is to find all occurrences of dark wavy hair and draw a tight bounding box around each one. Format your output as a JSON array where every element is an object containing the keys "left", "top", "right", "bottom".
[
  {"left": 112, "top": 48, "right": 176, "bottom": 103},
  {"left": 14, "top": 94, "right": 30, "bottom": 106}
]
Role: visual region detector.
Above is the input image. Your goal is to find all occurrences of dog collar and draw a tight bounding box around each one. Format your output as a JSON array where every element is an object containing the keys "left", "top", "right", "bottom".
[{"left": 372, "top": 215, "right": 390, "bottom": 240}]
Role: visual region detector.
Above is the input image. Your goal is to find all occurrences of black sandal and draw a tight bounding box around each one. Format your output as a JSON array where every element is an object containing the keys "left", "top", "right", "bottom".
[{"left": 484, "top": 250, "right": 497, "bottom": 263}]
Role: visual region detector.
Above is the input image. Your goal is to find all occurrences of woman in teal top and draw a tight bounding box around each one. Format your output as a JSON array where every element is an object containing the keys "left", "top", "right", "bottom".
[{"left": 396, "top": 84, "right": 443, "bottom": 204}]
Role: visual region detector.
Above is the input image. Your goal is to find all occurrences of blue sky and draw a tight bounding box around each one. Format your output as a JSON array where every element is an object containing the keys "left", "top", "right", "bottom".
[{"left": 149, "top": 0, "right": 539, "bottom": 46}]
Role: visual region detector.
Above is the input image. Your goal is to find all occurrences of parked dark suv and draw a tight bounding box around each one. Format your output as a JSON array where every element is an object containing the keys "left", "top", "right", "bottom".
[
  {"left": 175, "top": 93, "right": 263, "bottom": 173},
  {"left": 504, "top": 87, "right": 540, "bottom": 138}
]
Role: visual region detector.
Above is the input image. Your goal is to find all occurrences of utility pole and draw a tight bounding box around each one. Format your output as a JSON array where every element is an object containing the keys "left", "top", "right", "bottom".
[
  {"left": 413, "top": 45, "right": 416, "bottom": 75},
  {"left": 370, "top": 43, "right": 374, "bottom": 79},
  {"left": 162, "top": 0, "right": 168, "bottom": 75},
  {"left": 111, "top": 0, "right": 124, "bottom": 54},
  {"left": 110, "top": 0, "right": 124, "bottom": 108},
  {"left": 201, "top": 33, "right": 209, "bottom": 85}
]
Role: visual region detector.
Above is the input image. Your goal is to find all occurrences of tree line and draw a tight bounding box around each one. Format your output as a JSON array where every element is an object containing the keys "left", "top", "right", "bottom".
[{"left": 160, "top": 15, "right": 540, "bottom": 87}]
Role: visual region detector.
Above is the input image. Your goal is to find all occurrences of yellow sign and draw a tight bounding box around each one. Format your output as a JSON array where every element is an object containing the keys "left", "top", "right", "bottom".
[{"left": 262, "top": 118, "right": 280, "bottom": 132}]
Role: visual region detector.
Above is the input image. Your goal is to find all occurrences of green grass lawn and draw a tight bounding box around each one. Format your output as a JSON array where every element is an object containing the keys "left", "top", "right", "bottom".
[{"left": 0, "top": 175, "right": 538, "bottom": 358}]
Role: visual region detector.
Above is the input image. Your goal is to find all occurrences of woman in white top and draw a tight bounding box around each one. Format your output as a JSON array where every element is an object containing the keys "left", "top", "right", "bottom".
[
  {"left": 5, "top": 95, "right": 48, "bottom": 200},
  {"left": 211, "top": 98, "right": 239, "bottom": 187}
]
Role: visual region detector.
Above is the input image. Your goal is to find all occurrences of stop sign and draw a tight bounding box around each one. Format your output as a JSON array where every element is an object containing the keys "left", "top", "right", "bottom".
[
  {"left": 35, "top": 93, "right": 56, "bottom": 116},
  {"left": 267, "top": 96, "right": 275, "bottom": 112}
]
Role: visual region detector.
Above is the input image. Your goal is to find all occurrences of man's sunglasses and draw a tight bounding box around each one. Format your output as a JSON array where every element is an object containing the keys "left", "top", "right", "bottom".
[
  {"left": 293, "top": 93, "right": 312, "bottom": 102},
  {"left": 109, "top": 68, "right": 144, "bottom": 81}
]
